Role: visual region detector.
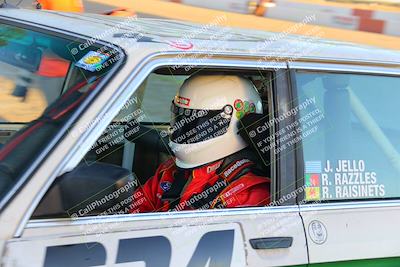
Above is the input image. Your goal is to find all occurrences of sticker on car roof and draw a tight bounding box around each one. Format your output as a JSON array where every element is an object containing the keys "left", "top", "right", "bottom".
[
  {"left": 166, "top": 40, "right": 193, "bottom": 50},
  {"left": 305, "top": 160, "right": 386, "bottom": 201},
  {"left": 75, "top": 51, "right": 110, "bottom": 72}
]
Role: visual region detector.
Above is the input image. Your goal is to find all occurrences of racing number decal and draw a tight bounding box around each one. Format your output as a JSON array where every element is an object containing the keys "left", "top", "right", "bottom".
[
  {"left": 43, "top": 230, "right": 234, "bottom": 267},
  {"left": 43, "top": 242, "right": 106, "bottom": 267},
  {"left": 116, "top": 236, "right": 171, "bottom": 267},
  {"left": 186, "top": 230, "right": 234, "bottom": 267}
]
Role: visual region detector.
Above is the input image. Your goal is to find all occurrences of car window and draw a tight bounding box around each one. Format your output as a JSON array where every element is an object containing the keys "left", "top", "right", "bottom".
[
  {"left": 32, "top": 69, "right": 275, "bottom": 219},
  {"left": 0, "top": 22, "right": 123, "bottom": 205},
  {"left": 141, "top": 73, "right": 187, "bottom": 123},
  {"left": 295, "top": 71, "right": 400, "bottom": 201}
]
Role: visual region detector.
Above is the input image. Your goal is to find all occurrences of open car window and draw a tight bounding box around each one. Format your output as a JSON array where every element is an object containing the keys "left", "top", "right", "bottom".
[
  {"left": 32, "top": 68, "right": 275, "bottom": 219},
  {"left": 0, "top": 22, "right": 123, "bottom": 205}
]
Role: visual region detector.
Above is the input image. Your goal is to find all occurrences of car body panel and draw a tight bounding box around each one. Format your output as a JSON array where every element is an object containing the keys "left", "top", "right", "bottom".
[
  {"left": 1, "top": 9, "right": 400, "bottom": 66},
  {"left": 301, "top": 201, "right": 400, "bottom": 266},
  {"left": 6, "top": 207, "right": 307, "bottom": 266},
  {"left": 288, "top": 63, "right": 400, "bottom": 266},
  {"left": 6, "top": 222, "right": 246, "bottom": 267},
  {"left": 0, "top": 8, "right": 400, "bottom": 267}
]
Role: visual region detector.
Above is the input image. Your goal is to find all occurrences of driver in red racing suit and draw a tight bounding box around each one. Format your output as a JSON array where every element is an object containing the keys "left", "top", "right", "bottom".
[{"left": 130, "top": 75, "right": 271, "bottom": 213}]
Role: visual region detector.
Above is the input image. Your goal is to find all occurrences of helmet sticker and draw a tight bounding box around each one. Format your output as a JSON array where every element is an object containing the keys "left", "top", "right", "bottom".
[
  {"left": 234, "top": 99, "right": 244, "bottom": 111},
  {"left": 235, "top": 100, "right": 256, "bottom": 119},
  {"left": 250, "top": 103, "right": 256, "bottom": 113},
  {"left": 223, "top": 105, "right": 233, "bottom": 115},
  {"left": 175, "top": 95, "right": 191, "bottom": 106},
  {"left": 236, "top": 110, "right": 244, "bottom": 119},
  {"left": 244, "top": 101, "right": 250, "bottom": 112}
]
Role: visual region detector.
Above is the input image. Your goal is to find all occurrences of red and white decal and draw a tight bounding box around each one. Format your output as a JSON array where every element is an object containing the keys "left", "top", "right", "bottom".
[
  {"left": 167, "top": 40, "right": 194, "bottom": 50},
  {"left": 175, "top": 95, "right": 191, "bottom": 106}
]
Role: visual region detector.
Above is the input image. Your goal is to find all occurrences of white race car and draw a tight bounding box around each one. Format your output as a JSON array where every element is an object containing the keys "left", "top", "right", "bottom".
[{"left": 0, "top": 7, "right": 400, "bottom": 267}]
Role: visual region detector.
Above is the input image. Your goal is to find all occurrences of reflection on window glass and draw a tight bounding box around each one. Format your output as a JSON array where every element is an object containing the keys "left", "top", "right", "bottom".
[
  {"left": 0, "top": 25, "right": 66, "bottom": 123},
  {"left": 296, "top": 71, "right": 400, "bottom": 201},
  {"left": 0, "top": 22, "right": 122, "bottom": 203}
]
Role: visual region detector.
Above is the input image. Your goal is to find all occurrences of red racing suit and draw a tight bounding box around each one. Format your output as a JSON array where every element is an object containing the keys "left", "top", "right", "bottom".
[{"left": 130, "top": 157, "right": 270, "bottom": 213}]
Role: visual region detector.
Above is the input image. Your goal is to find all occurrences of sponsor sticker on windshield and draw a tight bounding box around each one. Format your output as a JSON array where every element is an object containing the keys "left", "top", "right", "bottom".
[{"left": 75, "top": 51, "right": 109, "bottom": 72}]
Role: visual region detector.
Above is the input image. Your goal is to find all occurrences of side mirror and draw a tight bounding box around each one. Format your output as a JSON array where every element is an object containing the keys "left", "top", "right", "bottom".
[{"left": 33, "top": 163, "right": 136, "bottom": 219}]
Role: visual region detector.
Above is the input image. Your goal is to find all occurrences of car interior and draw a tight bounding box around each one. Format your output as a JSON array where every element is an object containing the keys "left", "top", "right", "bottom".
[{"left": 31, "top": 67, "right": 276, "bottom": 219}]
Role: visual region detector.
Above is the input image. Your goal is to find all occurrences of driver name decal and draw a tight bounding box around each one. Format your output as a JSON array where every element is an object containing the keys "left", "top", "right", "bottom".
[{"left": 305, "top": 160, "right": 386, "bottom": 200}]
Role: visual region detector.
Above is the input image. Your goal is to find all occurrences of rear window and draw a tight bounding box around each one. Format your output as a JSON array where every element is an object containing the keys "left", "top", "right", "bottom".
[
  {"left": 295, "top": 71, "right": 400, "bottom": 201},
  {"left": 0, "top": 22, "right": 122, "bottom": 203}
]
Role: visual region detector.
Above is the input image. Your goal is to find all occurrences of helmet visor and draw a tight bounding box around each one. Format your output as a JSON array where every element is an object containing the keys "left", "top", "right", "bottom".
[{"left": 170, "top": 101, "right": 233, "bottom": 144}]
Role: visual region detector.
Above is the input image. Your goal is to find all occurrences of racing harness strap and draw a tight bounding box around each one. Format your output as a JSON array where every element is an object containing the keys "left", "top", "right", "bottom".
[{"left": 166, "top": 158, "right": 261, "bottom": 211}]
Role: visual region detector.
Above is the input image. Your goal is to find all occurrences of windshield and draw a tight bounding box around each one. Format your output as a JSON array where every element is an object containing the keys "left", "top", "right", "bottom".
[{"left": 0, "top": 22, "right": 122, "bottom": 203}]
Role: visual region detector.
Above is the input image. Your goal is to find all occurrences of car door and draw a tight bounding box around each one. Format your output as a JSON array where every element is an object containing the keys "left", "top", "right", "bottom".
[
  {"left": 3, "top": 58, "right": 308, "bottom": 267},
  {"left": 289, "top": 62, "right": 400, "bottom": 266},
  {"left": 0, "top": 17, "right": 127, "bottom": 264}
]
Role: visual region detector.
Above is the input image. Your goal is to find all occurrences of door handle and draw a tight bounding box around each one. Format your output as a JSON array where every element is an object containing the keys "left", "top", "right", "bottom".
[{"left": 249, "top": 237, "right": 293, "bottom": 249}]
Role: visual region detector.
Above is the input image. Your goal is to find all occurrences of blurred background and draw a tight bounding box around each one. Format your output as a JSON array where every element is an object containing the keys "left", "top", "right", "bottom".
[{"left": 11, "top": 0, "right": 400, "bottom": 49}]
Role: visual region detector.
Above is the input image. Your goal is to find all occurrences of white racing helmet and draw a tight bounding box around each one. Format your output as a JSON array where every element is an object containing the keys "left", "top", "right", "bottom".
[{"left": 168, "top": 74, "right": 263, "bottom": 169}]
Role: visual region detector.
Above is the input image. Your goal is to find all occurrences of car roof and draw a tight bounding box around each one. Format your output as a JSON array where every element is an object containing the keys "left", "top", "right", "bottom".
[{"left": 1, "top": 8, "right": 400, "bottom": 66}]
